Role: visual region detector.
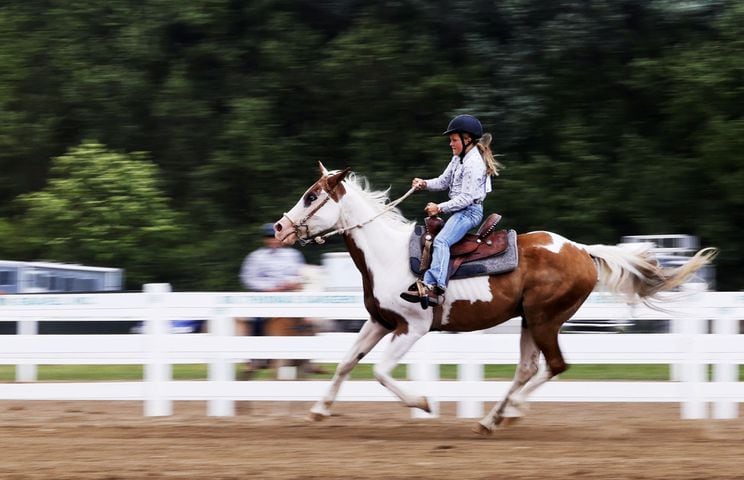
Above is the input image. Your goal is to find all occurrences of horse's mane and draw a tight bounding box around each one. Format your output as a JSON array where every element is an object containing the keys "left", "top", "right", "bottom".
[{"left": 342, "top": 173, "right": 415, "bottom": 233}]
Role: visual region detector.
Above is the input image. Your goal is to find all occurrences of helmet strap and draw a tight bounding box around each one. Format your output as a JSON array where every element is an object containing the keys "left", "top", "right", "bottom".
[{"left": 458, "top": 133, "right": 473, "bottom": 162}]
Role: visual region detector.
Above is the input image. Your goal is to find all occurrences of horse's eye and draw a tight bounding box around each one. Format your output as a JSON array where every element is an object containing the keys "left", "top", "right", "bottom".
[{"left": 304, "top": 192, "right": 318, "bottom": 206}]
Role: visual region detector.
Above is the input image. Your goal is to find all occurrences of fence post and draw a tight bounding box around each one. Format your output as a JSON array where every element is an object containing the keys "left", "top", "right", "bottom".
[
  {"left": 679, "top": 312, "right": 708, "bottom": 419},
  {"left": 670, "top": 316, "right": 682, "bottom": 382},
  {"left": 16, "top": 319, "right": 38, "bottom": 382},
  {"left": 143, "top": 283, "right": 173, "bottom": 416},
  {"left": 207, "top": 309, "right": 235, "bottom": 416},
  {"left": 457, "top": 363, "right": 484, "bottom": 418},
  {"left": 713, "top": 307, "right": 739, "bottom": 419}
]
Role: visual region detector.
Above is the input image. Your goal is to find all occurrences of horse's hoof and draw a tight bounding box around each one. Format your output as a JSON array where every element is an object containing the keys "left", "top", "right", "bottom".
[
  {"left": 306, "top": 411, "right": 328, "bottom": 422},
  {"left": 418, "top": 397, "right": 431, "bottom": 413},
  {"left": 472, "top": 423, "right": 493, "bottom": 436}
]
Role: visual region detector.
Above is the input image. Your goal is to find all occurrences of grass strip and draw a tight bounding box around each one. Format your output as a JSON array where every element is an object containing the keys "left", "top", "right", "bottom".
[{"left": 0, "top": 363, "right": 716, "bottom": 382}]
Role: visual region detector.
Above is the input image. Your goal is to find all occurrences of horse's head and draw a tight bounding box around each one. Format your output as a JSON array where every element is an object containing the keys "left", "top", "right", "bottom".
[{"left": 274, "top": 162, "right": 351, "bottom": 246}]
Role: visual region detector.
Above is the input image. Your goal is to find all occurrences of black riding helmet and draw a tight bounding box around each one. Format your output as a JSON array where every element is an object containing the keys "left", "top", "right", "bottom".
[{"left": 443, "top": 114, "right": 483, "bottom": 159}]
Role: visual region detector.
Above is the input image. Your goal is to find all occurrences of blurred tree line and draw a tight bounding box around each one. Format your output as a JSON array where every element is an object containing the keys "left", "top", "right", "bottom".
[{"left": 0, "top": 0, "right": 741, "bottom": 290}]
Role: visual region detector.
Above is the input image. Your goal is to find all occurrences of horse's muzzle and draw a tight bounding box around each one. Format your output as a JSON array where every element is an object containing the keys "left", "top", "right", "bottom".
[{"left": 275, "top": 216, "right": 300, "bottom": 245}]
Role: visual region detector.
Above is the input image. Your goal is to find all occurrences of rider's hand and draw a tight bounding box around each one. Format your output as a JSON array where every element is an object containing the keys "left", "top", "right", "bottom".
[
  {"left": 412, "top": 178, "right": 427, "bottom": 191},
  {"left": 425, "top": 202, "right": 441, "bottom": 217}
]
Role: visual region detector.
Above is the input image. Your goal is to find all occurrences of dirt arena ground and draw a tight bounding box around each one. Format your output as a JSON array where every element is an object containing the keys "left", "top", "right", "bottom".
[{"left": 0, "top": 400, "right": 742, "bottom": 480}]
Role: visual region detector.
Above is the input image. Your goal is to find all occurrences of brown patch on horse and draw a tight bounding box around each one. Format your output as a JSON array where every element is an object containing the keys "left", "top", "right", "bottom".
[
  {"left": 440, "top": 273, "right": 525, "bottom": 332},
  {"left": 518, "top": 232, "right": 597, "bottom": 375},
  {"left": 437, "top": 232, "right": 597, "bottom": 334},
  {"left": 344, "top": 235, "right": 407, "bottom": 334},
  {"left": 519, "top": 233, "right": 597, "bottom": 309},
  {"left": 319, "top": 168, "right": 351, "bottom": 202}
]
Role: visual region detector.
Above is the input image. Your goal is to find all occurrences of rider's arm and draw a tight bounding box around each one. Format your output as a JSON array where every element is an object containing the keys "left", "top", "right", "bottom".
[
  {"left": 423, "top": 157, "right": 456, "bottom": 192},
  {"left": 437, "top": 153, "right": 487, "bottom": 214}
]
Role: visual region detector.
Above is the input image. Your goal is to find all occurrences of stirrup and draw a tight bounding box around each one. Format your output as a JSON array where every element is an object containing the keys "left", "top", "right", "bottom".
[
  {"left": 400, "top": 280, "right": 443, "bottom": 309},
  {"left": 400, "top": 279, "right": 427, "bottom": 304}
]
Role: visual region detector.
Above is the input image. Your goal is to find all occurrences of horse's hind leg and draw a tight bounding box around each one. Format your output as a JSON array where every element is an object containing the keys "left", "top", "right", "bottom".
[
  {"left": 509, "top": 321, "right": 568, "bottom": 400},
  {"left": 476, "top": 326, "right": 540, "bottom": 434},
  {"left": 308, "top": 319, "right": 389, "bottom": 421},
  {"left": 478, "top": 317, "right": 569, "bottom": 434}
]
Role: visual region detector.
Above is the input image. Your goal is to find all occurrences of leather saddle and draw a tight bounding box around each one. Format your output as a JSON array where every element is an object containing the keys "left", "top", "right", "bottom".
[{"left": 420, "top": 213, "right": 509, "bottom": 281}]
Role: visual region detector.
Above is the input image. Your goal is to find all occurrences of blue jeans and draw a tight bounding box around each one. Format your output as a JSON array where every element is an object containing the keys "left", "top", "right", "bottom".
[{"left": 423, "top": 204, "right": 483, "bottom": 289}]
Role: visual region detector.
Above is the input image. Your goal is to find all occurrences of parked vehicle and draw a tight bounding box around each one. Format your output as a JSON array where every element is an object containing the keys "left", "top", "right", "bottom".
[
  {"left": 0, "top": 260, "right": 124, "bottom": 334},
  {"left": 0, "top": 260, "right": 122, "bottom": 294}
]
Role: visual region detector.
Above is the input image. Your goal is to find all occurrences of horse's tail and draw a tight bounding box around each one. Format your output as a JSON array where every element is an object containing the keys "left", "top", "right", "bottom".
[{"left": 584, "top": 243, "right": 717, "bottom": 308}]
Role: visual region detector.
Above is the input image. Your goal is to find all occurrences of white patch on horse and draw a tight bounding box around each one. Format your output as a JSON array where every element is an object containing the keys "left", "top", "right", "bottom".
[
  {"left": 536, "top": 231, "right": 582, "bottom": 254},
  {"left": 439, "top": 276, "right": 493, "bottom": 325}
]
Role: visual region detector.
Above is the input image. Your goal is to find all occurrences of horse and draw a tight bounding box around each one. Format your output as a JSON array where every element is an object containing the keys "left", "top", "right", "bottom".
[{"left": 274, "top": 163, "right": 716, "bottom": 434}]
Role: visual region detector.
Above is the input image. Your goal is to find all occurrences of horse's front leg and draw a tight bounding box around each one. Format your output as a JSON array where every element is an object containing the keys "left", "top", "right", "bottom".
[
  {"left": 373, "top": 322, "right": 431, "bottom": 413},
  {"left": 308, "top": 318, "right": 390, "bottom": 421}
]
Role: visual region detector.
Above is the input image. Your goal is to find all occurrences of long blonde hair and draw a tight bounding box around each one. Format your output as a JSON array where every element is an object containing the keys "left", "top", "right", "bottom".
[{"left": 476, "top": 133, "right": 503, "bottom": 176}]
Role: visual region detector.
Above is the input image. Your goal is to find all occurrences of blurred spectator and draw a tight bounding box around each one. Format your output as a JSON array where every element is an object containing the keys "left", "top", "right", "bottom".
[
  {"left": 240, "top": 223, "right": 306, "bottom": 295},
  {"left": 238, "top": 223, "right": 324, "bottom": 378}
]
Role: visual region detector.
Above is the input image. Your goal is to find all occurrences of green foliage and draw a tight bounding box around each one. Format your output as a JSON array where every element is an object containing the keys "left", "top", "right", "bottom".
[{"left": 16, "top": 142, "right": 186, "bottom": 288}]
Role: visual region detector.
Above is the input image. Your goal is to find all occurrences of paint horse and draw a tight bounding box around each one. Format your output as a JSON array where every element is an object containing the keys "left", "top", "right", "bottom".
[{"left": 274, "top": 164, "right": 716, "bottom": 434}]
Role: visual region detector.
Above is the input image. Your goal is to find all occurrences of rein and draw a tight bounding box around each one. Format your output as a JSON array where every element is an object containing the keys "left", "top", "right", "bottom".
[{"left": 289, "top": 185, "right": 417, "bottom": 246}]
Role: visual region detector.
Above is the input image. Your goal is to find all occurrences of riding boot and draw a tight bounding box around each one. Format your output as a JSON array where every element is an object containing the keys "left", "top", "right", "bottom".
[{"left": 425, "top": 285, "right": 445, "bottom": 307}]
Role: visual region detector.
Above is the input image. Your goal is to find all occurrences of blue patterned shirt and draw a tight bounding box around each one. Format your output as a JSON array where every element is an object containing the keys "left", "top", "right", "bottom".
[{"left": 424, "top": 148, "right": 491, "bottom": 214}]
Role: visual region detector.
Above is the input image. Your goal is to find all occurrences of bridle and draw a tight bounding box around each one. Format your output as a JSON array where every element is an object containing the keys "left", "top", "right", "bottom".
[
  {"left": 282, "top": 177, "right": 417, "bottom": 246},
  {"left": 281, "top": 184, "right": 338, "bottom": 246}
]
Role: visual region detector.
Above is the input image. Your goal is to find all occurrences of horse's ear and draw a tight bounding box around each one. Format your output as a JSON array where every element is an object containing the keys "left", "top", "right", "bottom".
[
  {"left": 318, "top": 161, "right": 329, "bottom": 176},
  {"left": 327, "top": 167, "right": 351, "bottom": 191}
]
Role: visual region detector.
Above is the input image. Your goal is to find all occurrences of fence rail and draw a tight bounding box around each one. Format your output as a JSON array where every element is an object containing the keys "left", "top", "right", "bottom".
[{"left": 0, "top": 287, "right": 742, "bottom": 419}]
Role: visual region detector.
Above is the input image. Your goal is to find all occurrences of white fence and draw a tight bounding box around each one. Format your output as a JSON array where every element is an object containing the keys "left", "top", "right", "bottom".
[{"left": 0, "top": 286, "right": 742, "bottom": 420}]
